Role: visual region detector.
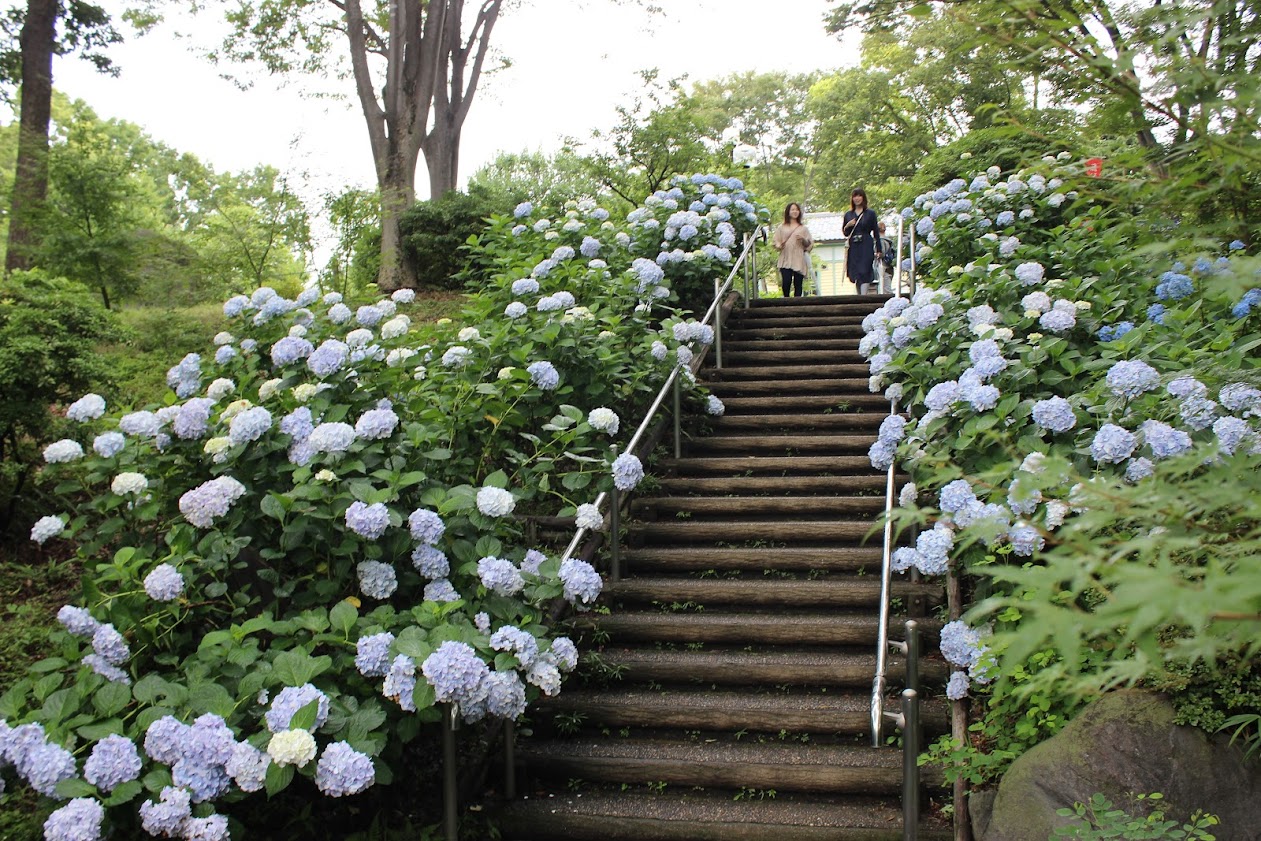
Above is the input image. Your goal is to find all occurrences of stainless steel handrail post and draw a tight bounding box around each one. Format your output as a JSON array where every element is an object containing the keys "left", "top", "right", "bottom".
[
  {"left": 908, "top": 224, "right": 918, "bottom": 296},
  {"left": 905, "top": 619, "right": 919, "bottom": 698},
  {"left": 902, "top": 688, "right": 920, "bottom": 841},
  {"left": 871, "top": 397, "right": 901, "bottom": 746},
  {"left": 609, "top": 487, "right": 621, "bottom": 582},
  {"left": 894, "top": 216, "right": 905, "bottom": 297},
  {"left": 715, "top": 275, "right": 724, "bottom": 369},
  {"left": 503, "top": 719, "right": 516, "bottom": 799},
  {"left": 672, "top": 375, "right": 682, "bottom": 459},
  {"left": 443, "top": 705, "right": 458, "bottom": 841}
]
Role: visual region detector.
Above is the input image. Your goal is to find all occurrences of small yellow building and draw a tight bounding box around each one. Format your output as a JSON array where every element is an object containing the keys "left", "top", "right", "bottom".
[{"left": 804, "top": 212, "right": 859, "bottom": 296}]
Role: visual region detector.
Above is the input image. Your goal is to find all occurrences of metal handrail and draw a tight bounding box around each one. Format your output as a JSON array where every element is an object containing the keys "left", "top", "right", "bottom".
[
  {"left": 871, "top": 396, "right": 901, "bottom": 746},
  {"left": 558, "top": 232, "right": 759, "bottom": 573}
]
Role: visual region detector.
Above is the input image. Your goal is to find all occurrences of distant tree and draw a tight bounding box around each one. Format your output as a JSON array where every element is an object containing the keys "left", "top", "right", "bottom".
[
  {"left": 319, "top": 186, "right": 379, "bottom": 298},
  {"left": 580, "top": 69, "right": 719, "bottom": 207},
  {"left": 0, "top": 0, "right": 124, "bottom": 272},
  {"left": 466, "top": 149, "right": 598, "bottom": 209}
]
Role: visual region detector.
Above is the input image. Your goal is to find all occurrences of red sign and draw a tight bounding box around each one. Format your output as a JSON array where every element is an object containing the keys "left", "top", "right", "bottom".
[{"left": 1085, "top": 157, "right": 1104, "bottom": 178}]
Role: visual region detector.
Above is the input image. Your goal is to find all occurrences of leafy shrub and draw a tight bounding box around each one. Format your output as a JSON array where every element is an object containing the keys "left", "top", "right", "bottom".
[
  {"left": 0, "top": 175, "right": 763, "bottom": 838},
  {"left": 400, "top": 190, "right": 507, "bottom": 291},
  {"left": 0, "top": 271, "right": 122, "bottom": 531},
  {"left": 1053, "top": 792, "right": 1219, "bottom": 840},
  {"left": 860, "top": 156, "right": 1261, "bottom": 777}
]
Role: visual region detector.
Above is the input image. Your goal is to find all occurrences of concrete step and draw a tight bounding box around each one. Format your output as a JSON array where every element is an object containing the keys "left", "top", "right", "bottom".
[
  {"left": 721, "top": 339, "right": 861, "bottom": 353},
  {"left": 716, "top": 395, "right": 888, "bottom": 412},
  {"left": 704, "top": 378, "right": 872, "bottom": 396},
  {"left": 684, "top": 434, "right": 876, "bottom": 456},
  {"left": 660, "top": 456, "right": 881, "bottom": 476},
  {"left": 725, "top": 315, "right": 870, "bottom": 330},
  {"left": 631, "top": 495, "right": 885, "bottom": 519},
  {"left": 702, "top": 363, "right": 872, "bottom": 381},
  {"left": 591, "top": 648, "right": 943, "bottom": 687},
  {"left": 708, "top": 413, "right": 884, "bottom": 432},
  {"left": 497, "top": 789, "right": 951, "bottom": 841},
  {"left": 628, "top": 520, "right": 879, "bottom": 545},
  {"left": 622, "top": 546, "right": 882, "bottom": 573},
  {"left": 724, "top": 325, "right": 867, "bottom": 340},
  {"left": 537, "top": 688, "right": 948, "bottom": 734},
  {"left": 516, "top": 739, "right": 905, "bottom": 795},
  {"left": 716, "top": 350, "right": 867, "bottom": 366},
  {"left": 657, "top": 475, "right": 886, "bottom": 496},
  {"left": 606, "top": 577, "right": 942, "bottom": 609},
  {"left": 576, "top": 611, "right": 915, "bottom": 647}
]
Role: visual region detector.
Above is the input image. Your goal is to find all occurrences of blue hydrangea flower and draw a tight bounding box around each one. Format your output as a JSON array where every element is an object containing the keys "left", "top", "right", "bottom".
[
  {"left": 308, "top": 422, "right": 356, "bottom": 453},
  {"left": 995, "top": 210, "right": 1015, "bottom": 227},
  {"left": 513, "top": 201, "right": 532, "bottom": 218},
  {"left": 228, "top": 406, "right": 273, "bottom": 446},
  {"left": 407, "top": 508, "right": 444, "bottom": 544},
  {"left": 1220, "top": 383, "right": 1261, "bottom": 416},
  {"left": 938, "top": 479, "right": 976, "bottom": 514},
  {"left": 478, "top": 556, "right": 524, "bottom": 596},
  {"left": 611, "top": 453, "right": 644, "bottom": 491},
  {"left": 1105, "top": 360, "right": 1160, "bottom": 399},
  {"left": 383, "top": 654, "right": 417, "bottom": 711},
  {"left": 1014, "top": 262, "right": 1045, "bottom": 286},
  {"left": 560, "top": 557, "right": 602, "bottom": 607},
  {"left": 140, "top": 786, "right": 192, "bottom": 836},
  {"left": 1125, "top": 456, "right": 1154, "bottom": 483},
  {"left": 172, "top": 398, "right": 215, "bottom": 440},
  {"left": 1179, "top": 396, "right": 1218, "bottom": 430},
  {"left": 411, "top": 544, "right": 450, "bottom": 579},
  {"left": 355, "top": 407, "right": 399, "bottom": 440},
  {"left": 1229, "top": 239, "right": 1245, "bottom": 250},
  {"left": 512, "top": 278, "right": 539, "bottom": 296},
  {"left": 924, "top": 381, "right": 961, "bottom": 413},
  {"left": 891, "top": 547, "right": 917, "bottom": 573},
  {"left": 877, "top": 414, "right": 906, "bottom": 447},
  {"left": 1039, "top": 306, "right": 1076, "bottom": 333},
  {"left": 963, "top": 382, "right": 1000, "bottom": 411},
  {"left": 485, "top": 671, "right": 528, "bottom": 719},
  {"left": 266, "top": 684, "right": 330, "bottom": 733},
  {"left": 1155, "top": 271, "right": 1193, "bottom": 300},
  {"left": 271, "top": 336, "right": 315, "bottom": 366},
  {"left": 83, "top": 733, "right": 141, "bottom": 793},
  {"left": 356, "top": 305, "right": 384, "bottom": 327},
  {"left": 505, "top": 301, "right": 527, "bottom": 318},
  {"left": 946, "top": 671, "right": 970, "bottom": 700},
  {"left": 549, "top": 637, "right": 579, "bottom": 672},
  {"left": 1090, "top": 424, "right": 1137, "bottom": 463},
  {"left": 527, "top": 361, "right": 560, "bottom": 390},
  {"left": 357, "top": 560, "right": 398, "bottom": 599},
  {"left": 868, "top": 440, "right": 895, "bottom": 471},
  {"left": 1140, "top": 420, "right": 1192, "bottom": 459},
  {"left": 520, "top": 549, "right": 547, "bottom": 575},
  {"left": 92, "top": 623, "right": 130, "bottom": 665},
  {"left": 1147, "top": 303, "right": 1166, "bottom": 324},
  {"left": 179, "top": 475, "right": 247, "bottom": 528},
  {"left": 1031, "top": 397, "right": 1076, "bottom": 433},
  {"left": 44, "top": 798, "right": 104, "bottom": 841},
  {"left": 1007, "top": 478, "right": 1042, "bottom": 516},
  {"left": 144, "top": 564, "right": 184, "bottom": 602},
  {"left": 30, "top": 515, "right": 65, "bottom": 545},
  {"left": 315, "top": 741, "right": 375, "bottom": 797},
  {"left": 422, "top": 641, "right": 490, "bottom": 711},
  {"left": 423, "top": 578, "right": 460, "bottom": 603},
  {"left": 355, "top": 632, "right": 396, "bottom": 677},
  {"left": 1212, "top": 417, "right": 1253, "bottom": 455},
  {"left": 914, "top": 526, "right": 953, "bottom": 575},
  {"left": 490, "top": 626, "right": 539, "bottom": 668},
  {"left": 1097, "top": 321, "right": 1135, "bottom": 341},
  {"left": 939, "top": 620, "right": 984, "bottom": 669},
  {"left": 280, "top": 406, "right": 314, "bottom": 442},
  {"left": 93, "top": 431, "right": 125, "bottom": 458},
  {"left": 308, "top": 339, "right": 350, "bottom": 378},
  {"left": 1008, "top": 524, "right": 1045, "bottom": 556}
]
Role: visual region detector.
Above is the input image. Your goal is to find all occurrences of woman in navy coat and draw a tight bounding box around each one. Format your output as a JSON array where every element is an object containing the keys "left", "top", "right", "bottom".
[{"left": 843, "top": 189, "right": 882, "bottom": 295}]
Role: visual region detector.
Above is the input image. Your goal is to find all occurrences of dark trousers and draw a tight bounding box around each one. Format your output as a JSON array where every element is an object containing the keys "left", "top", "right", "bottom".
[{"left": 779, "top": 267, "right": 804, "bottom": 297}]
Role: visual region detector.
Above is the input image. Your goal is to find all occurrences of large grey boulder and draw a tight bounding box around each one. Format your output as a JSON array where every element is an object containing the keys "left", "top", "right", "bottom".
[{"left": 979, "top": 689, "right": 1259, "bottom": 841}]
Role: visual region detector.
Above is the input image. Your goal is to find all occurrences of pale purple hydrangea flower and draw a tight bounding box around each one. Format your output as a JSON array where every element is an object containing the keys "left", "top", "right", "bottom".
[
  {"left": 228, "top": 406, "right": 272, "bottom": 446},
  {"left": 520, "top": 549, "right": 547, "bottom": 575},
  {"left": 939, "top": 620, "right": 985, "bottom": 669},
  {"left": 355, "top": 632, "right": 396, "bottom": 677},
  {"left": 139, "top": 786, "right": 192, "bottom": 836},
  {"left": 1213, "top": 417, "right": 1253, "bottom": 455},
  {"left": 144, "top": 564, "right": 184, "bottom": 601},
  {"left": 226, "top": 741, "right": 269, "bottom": 792},
  {"left": 266, "top": 684, "right": 330, "bottom": 733},
  {"left": 383, "top": 654, "right": 417, "bottom": 711},
  {"left": 611, "top": 453, "right": 644, "bottom": 491},
  {"left": 179, "top": 476, "right": 247, "bottom": 528},
  {"left": 422, "top": 641, "right": 490, "bottom": 712},
  {"left": 92, "top": 623, "right": 130, "bottom": 665},
  {"left": 408, "top": 508, "right": 444, "bottom": 544},
  {"left": 527, "top": 361, "right": 560, "bottom": 390},
  {"left": 355, "top": 407, "right": 400, "bottom": 440},
  {"left": 489, "top": 626, "right": 539, "bottom": 668},
  {"left": 424, "top": 579, "right": 460, "bottom": 603},
  {"left": 93, "top": 431, "right": 125, "bottom": 458},
  {"left": 478, "top": 556, "right": 525, "bottom": 597},
  {"left": 1008, "top": 523, "right": 1045, "bottom": 556},
  {"left": 914, "top": 526, "right": 953, "bottom": 575},
  {"left": 1105, "top": 360, "right": 1160, "bottom": 399},
  {"left": 559, "top": 557, "right": 602, "bottom": 607},
  {"left": 346, "top": 501, "right": 391, "bottom": 539},
  {"left": 946, "top": 671, "right": 970, "bottom": 700},
  {"left": 485, "top": 671, "right": 527, "bottom": 719},
  {"left": 357, "top": 561, "right": 398, "bottom": 599},
  {"left": 1090, "top": 424, "right": 1137, "bottom": 463},
  {"left": 1141, "top": 420, "right": 1193, "bottom": 459},
  {"left": 315, "top": 741, "right": 375, "bottom": 797},
  {"left": 412, "top": 544, "right": 449, "bottom": 579},
  {"left": 505, "top": 301, "right": 527, "bottom": 318},
  {"left": 1032, "top": 397, "right": 1076, "bottom": 433},
  {"left": 83, "top": 734, "right": 142, "bottom": 793},
  {"left": 308, "top": 422, "right": 356, "bottom": 453},
  {"left": 575, "top": 503, "right": 604, "bottom": 531},
  {"left": 271, "top": 335, "right": 314, "bottom": 366},
  {"left": 57, "top": 605, "right": 98, "bottom": 637},
  {"left": 44, "top": 798, "right": 104, "bottom": 841}
]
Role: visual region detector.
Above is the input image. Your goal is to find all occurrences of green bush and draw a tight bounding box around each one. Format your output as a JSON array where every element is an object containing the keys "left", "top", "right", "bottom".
[
  {"left": 400, "top": 191, "right": 507, "bottom": 291},
  {"left": 1053, "top": 792, "right": 1219, "bottom": 840},
  {"left": 0, "top": 271, "right": 122, "bottom": 531}
]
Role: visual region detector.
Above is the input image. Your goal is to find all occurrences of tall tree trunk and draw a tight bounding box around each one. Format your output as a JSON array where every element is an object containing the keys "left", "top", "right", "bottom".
[
  {"left": 423, "top": 119, "right": 460, "bottom": 197},
  {"left": 377, "top": 154, "right": 419, "bottom": 292},
  {"left": 6, "top": 0, "right": 58, "bottom": 273}
]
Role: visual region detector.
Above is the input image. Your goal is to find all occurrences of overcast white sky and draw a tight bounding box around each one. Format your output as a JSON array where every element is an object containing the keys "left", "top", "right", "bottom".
[{"left": 48, "top": 0, "right": 860, "bottom": 203}]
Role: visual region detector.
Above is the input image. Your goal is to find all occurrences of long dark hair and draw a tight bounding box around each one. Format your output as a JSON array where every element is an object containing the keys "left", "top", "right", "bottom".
[
  {"left": 849, "top": 189, "right": 868, "bottom": 213},
  {"left": 782, "top": 202, "right": 803, "bottom": 225}
]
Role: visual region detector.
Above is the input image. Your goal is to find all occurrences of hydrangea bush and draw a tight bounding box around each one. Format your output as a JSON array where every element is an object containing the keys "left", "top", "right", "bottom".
[
  {"left": 3, "top": 175, "right": 765, "bottom": 838},
  {"left": 864, "top": 154, "right": 1260, "bottom": 777}
]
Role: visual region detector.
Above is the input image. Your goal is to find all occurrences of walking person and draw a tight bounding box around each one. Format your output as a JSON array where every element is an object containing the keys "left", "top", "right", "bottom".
[
  {"left": 773, "top": 202, "right": 813, "bottom": 298},
  {"left": 843, "top": 189, "right": 882, "bottom": 295},
  {"left": 876, "top": 221, "right": 895, "bottom": 293}
]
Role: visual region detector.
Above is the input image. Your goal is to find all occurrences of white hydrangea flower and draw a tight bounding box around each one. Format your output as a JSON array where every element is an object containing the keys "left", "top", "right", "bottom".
[{"left": 267, "top": 729, "right": 318, "bottom": 768}]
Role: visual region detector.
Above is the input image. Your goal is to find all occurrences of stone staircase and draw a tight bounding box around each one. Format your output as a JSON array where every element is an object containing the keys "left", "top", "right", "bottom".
[{"left": 500, "top": 295, "right": 949, "bottom": 840}]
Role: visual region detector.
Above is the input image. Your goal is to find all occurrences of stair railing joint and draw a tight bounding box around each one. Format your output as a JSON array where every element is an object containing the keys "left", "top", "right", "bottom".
[{"left": 871, "top": 396, "right": 901, "bottom": 747}]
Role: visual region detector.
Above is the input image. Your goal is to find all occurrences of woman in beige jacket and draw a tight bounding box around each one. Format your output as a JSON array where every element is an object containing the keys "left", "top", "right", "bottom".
[{"left": 773, "top": 202, "right": 813, "bottom": 297}]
